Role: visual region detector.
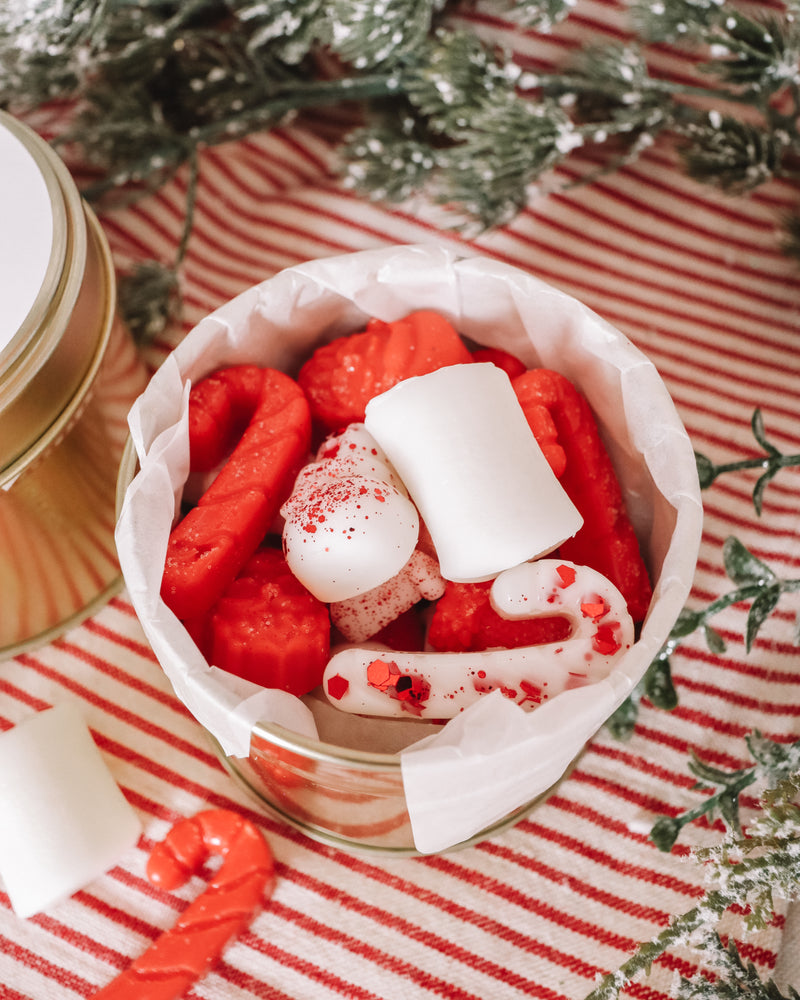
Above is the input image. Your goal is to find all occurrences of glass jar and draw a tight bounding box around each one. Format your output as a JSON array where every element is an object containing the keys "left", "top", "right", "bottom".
[{"left": 0, "top": 111, "right": 148, "bottom": 656}]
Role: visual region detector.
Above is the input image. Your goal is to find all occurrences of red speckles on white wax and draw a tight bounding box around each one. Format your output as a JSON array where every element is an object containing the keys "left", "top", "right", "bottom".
[
  {"left": 282, "top": 469, "right": 419, "bottom": 604},
  {"left": 323, "top": 559, "right": 634, "bottom": 720},
  {"left": 330, "top": 548, "right": 444, "bottom": 643}
]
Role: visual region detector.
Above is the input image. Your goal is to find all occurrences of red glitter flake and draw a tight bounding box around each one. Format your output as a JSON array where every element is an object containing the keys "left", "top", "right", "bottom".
[
  {"left": 518, "top": 680, "right": 544, "bottom": 706},
  {"left": 366, "top": 659, "right": 430, "bottom": 715},
  {"left": 367, "top": 659, "right": 400, "bottom": 691},
  {"left": 592, "top": 624, "right": 621, "bottom": 655},
  {"left": 500, "top": 686, "right": 517, "bottom": 700},
  {"left": 580, "top": 595, "right": 608, "bottom": 620},
  {"left": 555, "top": 564, "right": 576, "bottom": 588},
  {"left": 303, "top": 523, "right": 317, "bottom": 534},
  {"left": 327, "top": 674, "right": 349, "bottom": 700},
  {"left": 394, "top": 675, "right": 430, "bottom": 715}
]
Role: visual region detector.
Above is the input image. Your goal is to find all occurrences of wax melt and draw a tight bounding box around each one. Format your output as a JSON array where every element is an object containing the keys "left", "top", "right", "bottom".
[
  {"left": 94, "top": 809, "right": 274, "bottom": 1000},
  {"left": 331, "top": 547, "right": 446, "bottom": 643},
  {"left": 161, "top": 367, "right": 311, "bottom": 620},
  {"left": 0, "top": 704, "right": 141, "bottom": 917},
  {"left": 283, "top": 476, "right": 419, "bottom": 602},
  {"left": 365, "top": 363, "right": 583, "bottom": 583},
  {"left": 281, "top": 424, "right": 419, "bottom": 603},
  {"left": 323, "top": 560, "right": 634, "bottom": 718}
]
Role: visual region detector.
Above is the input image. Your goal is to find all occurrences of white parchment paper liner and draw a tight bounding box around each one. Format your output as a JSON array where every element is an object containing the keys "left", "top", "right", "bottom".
[{"left": 116, "top": 243, "right": 703, "bottom": 854}]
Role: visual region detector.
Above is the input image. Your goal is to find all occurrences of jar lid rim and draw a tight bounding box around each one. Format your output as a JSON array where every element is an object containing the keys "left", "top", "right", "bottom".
[{"left": 0, "top": 112, "right": 68, "bottom": 367}]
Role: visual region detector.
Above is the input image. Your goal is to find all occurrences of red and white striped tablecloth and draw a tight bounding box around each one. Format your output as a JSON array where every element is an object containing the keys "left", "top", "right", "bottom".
[{"left": 3, "top": 3, "right": 800, "bottom": 997}]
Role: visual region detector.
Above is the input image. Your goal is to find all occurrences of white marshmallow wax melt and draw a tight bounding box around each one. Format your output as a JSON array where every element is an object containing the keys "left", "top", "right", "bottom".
[
  {"left": 364, "top": 364, "right": 583, "bottom": 583},
  {"left": 0, "top": 703, "right": 142, "bottom": 918}
]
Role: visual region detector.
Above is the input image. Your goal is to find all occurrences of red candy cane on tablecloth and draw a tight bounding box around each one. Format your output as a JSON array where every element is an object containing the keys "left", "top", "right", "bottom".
[
  {"left": 323, "top": 560, "right": 635, "bottom": 719},
  {"left": 93, "top": 809, "right": 275, "bottom": 1000}
]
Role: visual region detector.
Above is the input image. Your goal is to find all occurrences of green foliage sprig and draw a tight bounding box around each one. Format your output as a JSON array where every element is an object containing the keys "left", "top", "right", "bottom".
[
  {"left": 609, "top": 535, "right": 800, "bottom": 740},
  {"left": 696, "top": 410, "right": 800, "bottom": 516},
  {"left": 650, "top": 731, "right": 800, "bottom": 853},
  {"left": 607, "top": 536, "right": 800, "bottom": 739},
  {"left": 608, "top": 410, "right": 800, "bottom": 741},
  {"left": 597, "top": 405, "right": 800, "bottom": 999}
]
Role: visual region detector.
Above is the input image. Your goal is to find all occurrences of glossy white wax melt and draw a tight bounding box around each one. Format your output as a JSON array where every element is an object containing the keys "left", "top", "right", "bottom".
[
  {"left": 323, "top": 560, "right": 634, "bottom": 719},
  {"left": 365, "top": 363, "right": 583, "bottom": 582},
  {"left": 0, "top": 703, "right": 142, "bottom": 917},
  {"left": 282, "top": 475, "right": 419, "bottom": 603}
]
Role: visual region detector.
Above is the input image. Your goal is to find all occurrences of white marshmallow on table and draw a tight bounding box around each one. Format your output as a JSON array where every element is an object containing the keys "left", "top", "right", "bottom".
[
  {"left": 0, "top": 703, "right": 142, "bottom": 918},
  {"left": 323, "top": 559, "right": 634, "bottom": 719},
  {"left": 364, "top": 363, "right": 583, "bottom": 583}
]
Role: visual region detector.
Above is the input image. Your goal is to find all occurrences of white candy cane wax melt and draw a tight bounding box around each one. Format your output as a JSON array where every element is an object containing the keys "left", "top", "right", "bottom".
[
  {"left": 0, "top": 703, "right": 142, "bottom": 917},
  {"left": 323, "top": 559, "right": 634, "bottom": 719},
  {"left": 364, "top": 363, "right": 583, "bottom": 582}
]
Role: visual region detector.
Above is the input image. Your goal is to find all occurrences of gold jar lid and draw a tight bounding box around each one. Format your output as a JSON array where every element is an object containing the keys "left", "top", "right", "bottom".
[{"left": 0, "top": 111, "right": 110, "bottom": 480}]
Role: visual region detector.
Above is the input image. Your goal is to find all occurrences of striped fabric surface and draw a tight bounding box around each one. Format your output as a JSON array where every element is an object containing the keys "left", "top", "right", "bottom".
[{"left": 3, "top": 3, "right": 800, "bottom": 998}]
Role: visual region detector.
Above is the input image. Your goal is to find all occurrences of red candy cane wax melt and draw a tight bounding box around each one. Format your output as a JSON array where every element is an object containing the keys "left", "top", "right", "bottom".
[{"left": 93, "top": 810, "right": 274, "bottom": 999}]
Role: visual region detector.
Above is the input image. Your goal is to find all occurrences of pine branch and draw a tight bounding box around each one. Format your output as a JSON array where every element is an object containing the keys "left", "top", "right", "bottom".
[
  {"left": 586, "top": 749, "right": 800, "bottom": 1000},
  {"left": 318, "top": 0, "right": 440, "bottom": 68},
  {"left": 585, "top": 892, "right": 729, "bottom": 1000},
  {"left": 477, "top": 0, "right": 572, "bottom": 30},
  {"left": 674, "top": 930, "right": 800, "bottom": 1000},
  {"left": 77, "top": 71, "right": 400, "bottom": 202},
  {"left": 351, "top": 0, "right": 800, "bottom": 227},
  {"left": 115, "top": 148, "right": 199, "bottom": 344},
  {"left": 4, "top": 0, "right": 800, "bottom": 240}
]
